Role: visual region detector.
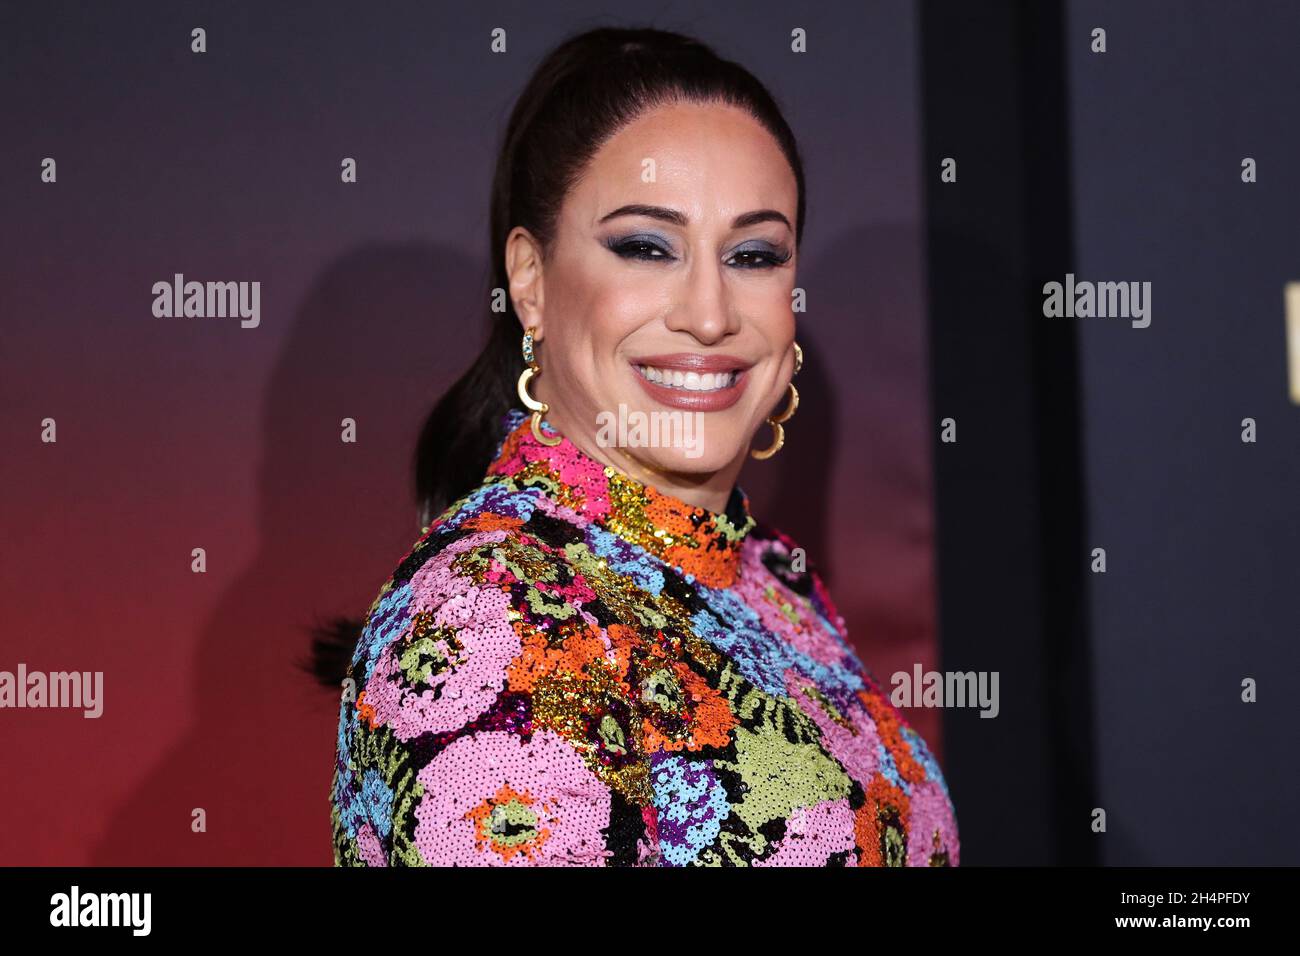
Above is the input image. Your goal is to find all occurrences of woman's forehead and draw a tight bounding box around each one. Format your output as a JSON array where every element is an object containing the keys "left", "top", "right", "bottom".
[{"left": 569, "top": 103, "right": 798, "bottom": 232}]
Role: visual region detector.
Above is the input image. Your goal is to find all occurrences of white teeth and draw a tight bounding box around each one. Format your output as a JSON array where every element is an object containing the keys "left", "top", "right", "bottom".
[{"left": 636, "top": 365, "right": 738, "bottom": 391}]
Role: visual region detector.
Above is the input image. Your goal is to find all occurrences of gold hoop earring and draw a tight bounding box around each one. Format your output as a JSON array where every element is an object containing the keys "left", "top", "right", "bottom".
[
  {"left": 517, "top": 326, "right": 562, "bottom": 446},
  {"left": 751, "top": 342, "right": 803, "bottom": 460}
]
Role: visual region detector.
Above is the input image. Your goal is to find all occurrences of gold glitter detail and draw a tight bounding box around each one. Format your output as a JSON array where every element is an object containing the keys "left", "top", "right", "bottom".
[
  {"left": 490, "top": 536, "right": 560, "bottom": 585},
  {"left": 573, "top": 549, "right": 670, "bottom": 631},
  {"left": 683, "top": 631, "right": 722, "bottom": 672},
  {"left": 655, "top": 594, "right": 697, "bottom": 637},
  {"left": 603, "top": 471, "right": 675, "bottom": 559},
  {"left": 529, "top": 659, "right": 653, "bottom": 806},
  {"left": 398, "top": 615, "right": 465, "bottom": 687}
]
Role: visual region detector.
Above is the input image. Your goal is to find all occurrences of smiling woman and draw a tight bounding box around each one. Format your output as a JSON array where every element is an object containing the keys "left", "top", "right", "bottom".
[
  {"left": 503, "top": 91, "right": 802, "bottom": 484},
  {"left": 314, "top": 25, "right": 960, "bottom": 867}
]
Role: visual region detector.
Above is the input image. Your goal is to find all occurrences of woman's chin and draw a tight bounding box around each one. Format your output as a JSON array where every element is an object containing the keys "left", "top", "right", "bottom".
[
  {"left": 587, "top": 402, "right": 753, "bottom": 478},
  {"left": 621, "top": 440, "right": 746, "bottom": 481}
]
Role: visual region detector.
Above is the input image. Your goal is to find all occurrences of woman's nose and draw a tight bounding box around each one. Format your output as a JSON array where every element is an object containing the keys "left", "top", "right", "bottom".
[{"left": 663, "top": 257, "right": 740, "bottom": 344}]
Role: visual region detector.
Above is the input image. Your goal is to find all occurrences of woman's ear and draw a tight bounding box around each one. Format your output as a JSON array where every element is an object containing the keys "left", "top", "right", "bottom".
[{"left": 504, "top": 226, "right": 546, "bottom": 338}]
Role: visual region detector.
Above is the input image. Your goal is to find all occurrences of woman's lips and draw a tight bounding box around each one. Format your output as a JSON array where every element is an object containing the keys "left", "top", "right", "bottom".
[{"left": 629, "top": 354, "right": 750, "bottom": 412}]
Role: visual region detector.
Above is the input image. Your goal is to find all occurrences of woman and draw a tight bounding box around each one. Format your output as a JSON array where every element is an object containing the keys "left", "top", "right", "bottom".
[{"left": 324, "top": 26, "right": 959, "bottom": 866}]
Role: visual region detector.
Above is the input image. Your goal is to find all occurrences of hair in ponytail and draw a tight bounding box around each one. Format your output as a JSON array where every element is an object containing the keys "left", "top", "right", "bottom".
[{"left": 305, "top": 25, "right": 807, "bottom": 690}]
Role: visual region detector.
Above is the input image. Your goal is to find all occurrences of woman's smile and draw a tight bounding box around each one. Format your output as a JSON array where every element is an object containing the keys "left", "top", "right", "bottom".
[{"left": 629, "top": 352, "right": 751, "bottom": 411}]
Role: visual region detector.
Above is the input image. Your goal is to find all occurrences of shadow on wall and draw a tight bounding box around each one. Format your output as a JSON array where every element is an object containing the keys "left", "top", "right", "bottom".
[{"left": 91, "top": 240, "right": 482, "bottom": 864}]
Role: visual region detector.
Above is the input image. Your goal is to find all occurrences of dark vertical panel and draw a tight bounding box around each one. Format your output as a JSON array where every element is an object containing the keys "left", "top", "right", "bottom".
[
  {"left": 920, "top": 0, "right": 1097, "bottom": 864},
  {"left": 1065, "top": 0, "right": 1300, "bottom": 865}
]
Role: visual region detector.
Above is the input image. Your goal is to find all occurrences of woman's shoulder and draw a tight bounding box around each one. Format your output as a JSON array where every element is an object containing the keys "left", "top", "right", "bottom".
[{"left": 347, "top": 478, "right": 569, "bottom": 685}]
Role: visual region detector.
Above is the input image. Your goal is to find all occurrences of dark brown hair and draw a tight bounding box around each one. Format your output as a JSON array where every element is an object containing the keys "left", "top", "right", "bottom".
[{"left": 306, "top": 25, "right": 807, "bottom": 689}]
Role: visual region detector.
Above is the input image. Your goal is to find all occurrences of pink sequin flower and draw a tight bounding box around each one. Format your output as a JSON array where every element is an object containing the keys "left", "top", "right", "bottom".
[
  {"left": 412, "top": 729, "right": 612, "bottom": 866},
  {"left": 754, "top": 798, "right": 857, "bottom": 866},
  {"left": 361, "top": 556, "right": 518, "bottom": 741}
]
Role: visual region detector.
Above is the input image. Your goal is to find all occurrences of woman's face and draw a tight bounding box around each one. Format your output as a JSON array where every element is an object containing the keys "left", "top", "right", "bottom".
[{"left": 507, "top": 99, "right": 799, "bottom": 488}]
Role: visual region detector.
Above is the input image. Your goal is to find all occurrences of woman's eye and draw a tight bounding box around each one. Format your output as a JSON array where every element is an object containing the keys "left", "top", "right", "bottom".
[
  {"left": 611, "top": 239, "right": 671, "bottom": 261},
  {"left": 728, "top": 249, "right": 788, "bottom": 269}
]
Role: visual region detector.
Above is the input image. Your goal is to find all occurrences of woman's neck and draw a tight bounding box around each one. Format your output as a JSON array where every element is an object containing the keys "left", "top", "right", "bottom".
[{"left": 554, "top": 416, "right": 741, "bottom": 514}]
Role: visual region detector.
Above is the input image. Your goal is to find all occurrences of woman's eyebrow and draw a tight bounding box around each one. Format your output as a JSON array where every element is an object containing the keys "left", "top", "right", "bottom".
[{"left": 598, "top": 203, "right": 790, "bottom": 231}]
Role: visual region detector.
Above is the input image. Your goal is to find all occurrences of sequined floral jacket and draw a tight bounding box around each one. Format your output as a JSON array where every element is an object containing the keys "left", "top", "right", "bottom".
[{"left": 330, "top": 410, "right": 960, "bottom": 866}]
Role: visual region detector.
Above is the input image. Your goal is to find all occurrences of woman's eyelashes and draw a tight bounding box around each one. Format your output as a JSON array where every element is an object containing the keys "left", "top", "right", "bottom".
[
  {"left": 604, "top": 235, "right": 791, "bottom": 269},
  {"left": 606, "top": 235, "right": 675, "bottom": 261},
  {"left": 727, "top": 244, "right": 792, "bottom": 269}
]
